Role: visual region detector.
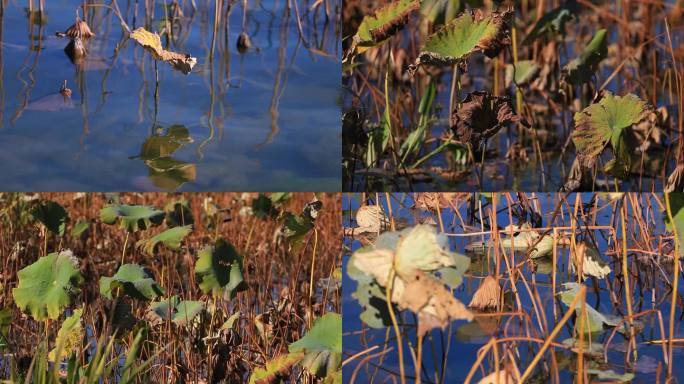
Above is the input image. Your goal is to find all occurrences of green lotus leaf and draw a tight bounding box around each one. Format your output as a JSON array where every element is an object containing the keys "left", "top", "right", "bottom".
[
  {"left": 288, "top": 313, "right": 342, "bottom": 378},
  {"left": 12, "top": 251, "right": 84, "bottom": 321},
  {"left": 31, "top": 200, "right": 69, "bottom": 236},
  {"left": 505, "top": 60, "right": 540, "bottom": 87},
  {"left": 572, "top": 92, "right": 650, "bottom": 170},
  {"left": 195, "top": 239, "right": 247, "bottom": 299},
  {"left": 418, "top": 10, "right": 511, "bottom": 67},
  {"left": 281, "top": 198, "right": 322, "bottom": 254},
  {"left": 71, "top": 220, "right": 90, "bottom": 239},
  {"left": 252, "top": 193, "right": 277, "bottom": 219},
  {"left": 562, "top": 29, "right": 608, "bottom": 85},
  {"left": 48, "top": 308, "right": 83, "bottom": 362},
  {"left": 147, "top": 296, "right": 204, "bottom": 326},
  {"left": 248, "top": 351, "right": 305, "bottom": 384},
  {"left": 164, "top": 199, "right": 194, "bottom": 227},
  {"left": 136, "top": 225, "right": 192, "bottom": 256},
  {"left": 558, "top": 283, "right": 621, "bottom": 333},
  {"left": 139, "top": 125, "right": 193, "bottom": 160},
  {"left": 666, "top": 193, "right": 684, "bottom": 257},
  {"left": 347, "top": 259, "right": 394, "bottom": 328},
  {"left": 352, "top": 0, "right": 420, "bottom": 53},
  {"left": 99, "top": 264, "right": 165, "bottom": 300},
  {"left": 394, "top": 224, "right": 470, "bottom": 279},
  {"left": 522, "top": 2, "right": 577, "bottom": 45},
  {"left": 420, "top": 0, "right": 464, "bottom": 27},
  {"left": 100, "top": 204, "right": 165, "bottom": 232}
]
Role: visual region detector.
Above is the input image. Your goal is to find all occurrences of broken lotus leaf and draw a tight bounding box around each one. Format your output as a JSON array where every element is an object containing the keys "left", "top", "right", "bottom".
[
  {"left": 562, "top": 29, "right": 608, "bottom": 86},
  {"left": 136, "top": 225, "right": 192, "bottom": 256},
  {"left": 572, "top": 92, "right": 651, "bottom": 171},
  {"left": 129, "top": 27, "right": 197, "bottom": 74},
  {"left": 571, "top": 241, "right": 611, "bottom": 279},
  {"left": 497, "top": 224, "right": 554, "bottom": 259},
  {"left": 62, "top": 17, "right": 94, "bottom": 39},
  {"left": 99, "top": 264, "right": 165, "bottom": 300},
  {"left": 288, "top": 313, "right": 342, "bottom": 378},
  {"left": 352, "top": 0, "right": 420, "bottom": 54},
  {"left": 100, "top": 204, "right": 165, "bottom": 232},
  {"left": 31, "top": 200, "right": 69, "bottom": 236},
  {"left": 416, "top": 9, "right": 512, "bottom": 67},
  {"left": 48, "top": 308, "right": 83, "bottom": 362},
  {"left": 347, "top": 255, "right": 395, "bottom": 328},
  {"left": 194, "top": 238, "right": 247, "bottom": 299},
  {"left": 12, "top": 250, "right": 83, "bottom": 321},
  {"left": 451, "top": 91, "right": 519, "bottom": 150}
]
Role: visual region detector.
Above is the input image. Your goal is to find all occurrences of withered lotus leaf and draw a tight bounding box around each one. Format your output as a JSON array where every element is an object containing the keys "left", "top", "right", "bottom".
[
  {"left": 63, "top": 17, "right": 94, "bottom": 39},
  {"left": 352, "top": 0, "right": 420, "bottom": 54},
  {"left": 130, "top": 27, "right": 197, "bottom": 74},
  {"left": 451, "top": 91, "right": 519, "bottom": 149}
]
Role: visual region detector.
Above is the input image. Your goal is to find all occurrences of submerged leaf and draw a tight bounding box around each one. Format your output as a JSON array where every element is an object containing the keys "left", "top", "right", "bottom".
[
  {"left": 99, "top": 264, "right": 165, "bottom": 300},
  {"left": 451, "top": 91, "right": 519, "bottom": 149},
  {"left": 48, "top": 308, "right": 83, "bottom": 362},
  {"left": 130, "top": 27, "right": 197, "bottom": 74},
  {"left": 194, "top": 239, "right": 247, "bottom": 299},
  {"left": 562, "top": 29, "right": 608, "bottom": 85},
  {"left": 352, "top": 0, "right": 420, "bottom": 54},
  {"left": 136, "top": 225, "right": 192, "bottom": 256},
  {"left": 288, "top": 313, "right": 342, "bottom": 378},
  {"left": 572, "top": 92, "right": 650, "bottom": 170},
  {"left": 100, "top": 204, "right": 165, "bottom": 232},
  {"left": 31, "top": 200, "right": 69, "bottom": 236},
  {"left": 12, "top": 251, "right": 83, "bottom": 321},
  {"left": 416, "top": 9, "right": 512, "bottom": 67}
]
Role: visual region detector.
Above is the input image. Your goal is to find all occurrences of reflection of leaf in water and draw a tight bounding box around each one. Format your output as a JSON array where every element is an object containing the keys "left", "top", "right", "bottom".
[
  {"left": 138, "top": 125, "right": 195, "bottom": 190},
  {"left": 26, "top": 93, "right": 74, "bottom": 112}
]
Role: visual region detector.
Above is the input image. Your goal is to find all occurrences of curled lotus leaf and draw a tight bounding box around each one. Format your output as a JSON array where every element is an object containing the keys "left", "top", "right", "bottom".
[
  {"left": 136, "top": 225, "right": 192, "bottom": 256},
  {"left": 99, "top": 264, "right": 165, "bottom": 300},
  {"left": 451, "top": 91, "right": 519, "bottom": 149},
  {"left": 147, "top": 296, "right": 205, "bottom": 326},
  {"left": 130, "top": 27, "right": 197, "bottom": 74},
  {"left": 12, "top": 250, "right": 83, "bottom": 321},
  {"left": 194, "top": 239, "right": 247, "bottom": 299},
  {"left": 572, "top": 92, "right": 651, "bottom": 170},
  {"left": 351, "top": 0, "right": 420, "bottom": 55},
  {"left": 288, "top": 313, "right": 342, "bottom": 378},
  {"left": 416, "top": 9, "right": 512, "bottom": 68},
  {"left": 100, "top": 204, "right": 165, "bottom": 232},
  {"left": 31, "top": 200, "right": 69, "bottom": 236}
]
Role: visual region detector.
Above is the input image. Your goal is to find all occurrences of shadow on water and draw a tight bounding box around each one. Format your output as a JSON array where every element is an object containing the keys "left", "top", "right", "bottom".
[{"left": 0, "top": 0, "right": 340, "bottom": 191}]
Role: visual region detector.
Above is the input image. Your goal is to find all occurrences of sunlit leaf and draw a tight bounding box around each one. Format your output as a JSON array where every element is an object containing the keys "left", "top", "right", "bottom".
[
  {"left": 195, "top": 239, "right": 247, "bottom": 299},
  {"left": 130, "top": 27, "right": 197, "bottom": 74},
  {"left": 352, "top": 0, "right": 420, "bottom": 54},
  {"left": 99, "top": 264, "right": 165, "bottom": 300},
  {"left": 48, "top": 308, "right": 83, "bottom": 362},
  {"left": 248, "top": 351, "right": 305, "bottom": 384},
  {"left": 416, "top": 9, "right": 512, "bottom": 67},
  {"left": 31, "top": 200, "right": 69, "bottom": 236},
  {"left": 288, "top": 313, "right": 342, "bottom": 378},
  {"left": 100, "top": 204, "right": 165, "bottom": 232},
  {"left": 586, "top": 369, "right": 635, "bottom": 382},
  {"left": 572, "top": 92, "right": 650, "bottom": 171},
  {"left": 136, "top": 225, "right": 192, "bottom": 256},
  {"left": 12, "top": 250, "right": 83, "bottom": 321}
]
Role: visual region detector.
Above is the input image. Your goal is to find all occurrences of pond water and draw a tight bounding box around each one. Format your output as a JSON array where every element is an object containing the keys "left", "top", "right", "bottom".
[
  {"left": 343, "top": 193, "right": 684, "bottom": 382},
  {"left": 0, "top": 0, "right": 340, "bottom": 191}
]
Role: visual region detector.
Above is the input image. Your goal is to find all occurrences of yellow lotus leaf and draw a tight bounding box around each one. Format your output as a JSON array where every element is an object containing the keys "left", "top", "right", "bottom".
[{"left": 130, "top": 28, "right": 197, "bottom": 74}]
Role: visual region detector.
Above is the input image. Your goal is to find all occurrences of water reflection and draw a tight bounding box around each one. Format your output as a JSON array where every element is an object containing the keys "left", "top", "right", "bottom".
[{"left": 0, "top": 0, "right": 340, "bottom": 191}]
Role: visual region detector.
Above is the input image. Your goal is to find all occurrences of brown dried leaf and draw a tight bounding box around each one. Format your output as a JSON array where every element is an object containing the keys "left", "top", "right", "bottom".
[
  {"left": 64, "top": 17, "right": 94, "bottom": 39},
  {"left": 399, "top": 270, "right": 473, "bottom": 335},
  {"left": 130, "top": 28, "right": 197, "bottom": 74},
  {"left": 451, "top": 91, "right": 519, "bottom": 149}
]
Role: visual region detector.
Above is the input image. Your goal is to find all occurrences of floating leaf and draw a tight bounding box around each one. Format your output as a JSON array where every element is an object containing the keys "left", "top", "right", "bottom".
[
  {"left": 572, "top": 92, "right": 650, "bottom": 171},
  {"left": 195, "top": 239, "right": 247, "bottom": 299},
  {"left": 586, "top": 369, "right": 635, "bottom": 382},
  {"left": 451, "top": 91, "right": 519, "bottom": 150},
  {"left": 505, "top": 60, "right": 540, "bottom": 87},
  {"left": 100, "top": 204, "right": 165, "bottom": 232},
  {"left": 140, "top": 125, "right": 193, "bottom": 160},
  {"left": 99, "top": 264, "right": 165, "bottom": 300},
  {"left": 558, "top": 283, "right": 621, "bottom": 333},
  {"left": 130, "top": 27, "right": 197, "bottom": 74},
  {"left": 351, "top": 0, "right": 420, "bottom": 55},
  {"left": 522, "top": 1, "right": 577, "bottom": 45},
  {"left": 497, "top": 224, "right": 554, "bottom": 258},
  {"left": 48, "top": 308, "right": 83, "bottom": 362},
  {"left": 562, "top": 29, "right": 608, "bottom": 85},
  {"left": 31, "top": 200, "right": 69, "bottom": 236},
  {"left": 136, "top": 225, "right": 192, "bottom": 256},
  {"left": 289, "top": 313, "right": 342, "bottom": 378},
  {"left": 416, "top": 9, "right": 512, "bottom": 68},
  {"left": 248, "top": 351, "right": 305, "bottom": 384},
  {"left": 12, "top": 250, "right": 83, "bottom": 321}
]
